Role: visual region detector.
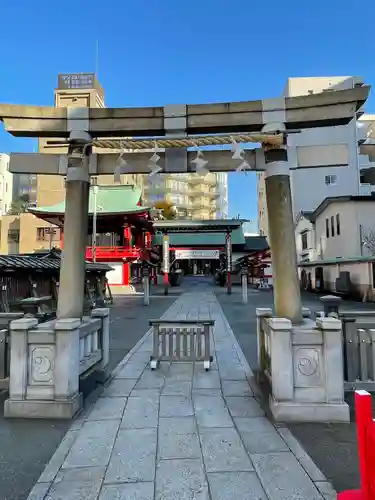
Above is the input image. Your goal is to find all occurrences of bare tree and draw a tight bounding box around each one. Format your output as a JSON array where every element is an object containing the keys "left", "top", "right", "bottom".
[{"left": 362, "top": 230, "right": 375, "bottom": 255}]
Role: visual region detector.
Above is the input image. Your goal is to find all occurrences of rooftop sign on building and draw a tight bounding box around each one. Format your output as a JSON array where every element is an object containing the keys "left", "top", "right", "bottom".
[{"left": 57, "top": 73, "right": 104, "bottom": 98}]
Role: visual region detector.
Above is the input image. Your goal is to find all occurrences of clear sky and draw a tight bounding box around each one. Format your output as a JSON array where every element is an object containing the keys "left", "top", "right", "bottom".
[{"left": 1, "top": 0, "right": 375, "bottom": 227}]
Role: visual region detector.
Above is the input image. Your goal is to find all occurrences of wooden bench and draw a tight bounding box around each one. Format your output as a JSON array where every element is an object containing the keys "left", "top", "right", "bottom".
[{"left": 149, "top": 319, "right": 214, "bottom": 371}]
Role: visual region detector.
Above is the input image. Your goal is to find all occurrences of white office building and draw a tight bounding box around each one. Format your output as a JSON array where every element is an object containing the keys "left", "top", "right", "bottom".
[
  {"left": 0, "top": 154, "right": 13, "bottom": 215},
  {"left": 257, "top": 76, "right": 372, "bottom": 237}
]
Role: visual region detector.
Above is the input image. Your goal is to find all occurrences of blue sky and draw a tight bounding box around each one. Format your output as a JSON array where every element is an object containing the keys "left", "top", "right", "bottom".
[{"left": 1, "top": 0, "right": 375, "bottom": 228}]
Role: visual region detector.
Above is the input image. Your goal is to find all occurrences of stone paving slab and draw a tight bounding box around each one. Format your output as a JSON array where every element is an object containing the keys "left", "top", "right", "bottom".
[{"left": 27, "top": 291, "right": 334, "bottom": 500}]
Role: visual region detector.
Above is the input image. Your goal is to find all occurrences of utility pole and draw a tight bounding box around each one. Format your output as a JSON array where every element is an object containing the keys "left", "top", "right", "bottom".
[{"left": 92, "top": 185, "right": 99, "bottom": 263}]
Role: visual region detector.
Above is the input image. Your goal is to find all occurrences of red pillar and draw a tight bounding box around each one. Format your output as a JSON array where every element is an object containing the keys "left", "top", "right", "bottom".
[
  {"left": 124, "top": 226, "right": 131, "bottom": 248},
  {"left": 355, "top": 391, "right": 372, "bottom": 500},
  {"left": 123, "top": 227, "right": 132, "bottom": 285},
  {"left": 145, "top": 231, "right": 151, "bottom": 248},
  {"left": 60, "top": 229, "right": 64, "bottom": 250},
  {"left": 123, "top": 262, "right": 130, "bottom": 286}
]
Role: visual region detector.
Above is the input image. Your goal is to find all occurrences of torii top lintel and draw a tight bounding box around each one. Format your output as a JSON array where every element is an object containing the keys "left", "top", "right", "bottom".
[{"left": 0, "top": 86, "right": 369, "bottom": 138}]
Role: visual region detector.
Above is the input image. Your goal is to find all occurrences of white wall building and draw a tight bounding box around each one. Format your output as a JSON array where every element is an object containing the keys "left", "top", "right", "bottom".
[
  {"left": 0, "top": 154, "right": 13, "bottom": 215},
  {"left": 295, "top": 196, "right": 375, "bottom": 300},
  {"left": 258, "top": 76, "right": 372, "bottom": 238}
]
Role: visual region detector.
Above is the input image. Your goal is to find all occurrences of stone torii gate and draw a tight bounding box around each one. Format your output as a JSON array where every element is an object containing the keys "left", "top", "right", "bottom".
[{"left": 0, "top": 86, "right": 368, "bottom": 325}]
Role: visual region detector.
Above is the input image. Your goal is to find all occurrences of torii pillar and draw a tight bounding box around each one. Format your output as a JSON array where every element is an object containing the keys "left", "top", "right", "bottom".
[
  {"left": 263, "top": 146, "right": 302, "bottom": 324},
  {"left": 56, "top": 145, "right": 91, "bottom": 319}
]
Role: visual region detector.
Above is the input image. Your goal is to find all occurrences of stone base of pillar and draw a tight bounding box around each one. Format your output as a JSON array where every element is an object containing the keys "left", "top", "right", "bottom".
[
  {"left": 4, "top": 393, "right": 82, "bottom": 419},
  {"left": 257, "top": 309, "right": 350, "bottom": 423},
  {"left": 111, "top": 285, "right": 137, "bottom": 295},
  {"left": 269, "top": 398, "right": 349, "bottom": 423},
  {"left": 4, "top": 309, "right": 110, "bottom": 419}
]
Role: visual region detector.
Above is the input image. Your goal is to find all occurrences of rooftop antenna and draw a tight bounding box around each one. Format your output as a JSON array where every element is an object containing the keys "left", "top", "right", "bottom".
[{"left": 95, "top": 39, "right": 100, "bottom": 78}]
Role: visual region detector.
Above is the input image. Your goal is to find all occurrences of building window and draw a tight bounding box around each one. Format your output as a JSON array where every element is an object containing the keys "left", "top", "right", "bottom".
[
  {"left": 336, "top": 214, "right": 340, "bottom": 235},
  {"left": 36, "top": 227, "right": 58, "bottom": 242},
  {"left": 301, "top": 231, "right": 308, "bottom": 251},
  {"left": 326, "top": 218, "right": 330, "bottom": 238},
  {"left": 8, "top": 229, "right": 20, "bottom": 243},
  {"left": 91, "top": 176, "right": 98, "bottom": 186},
  {"left": 331, "top": 216, "right": 335, "bottom": 237},
  {"left": 325, "top": 175, "right": 337, "bottom": 186}
]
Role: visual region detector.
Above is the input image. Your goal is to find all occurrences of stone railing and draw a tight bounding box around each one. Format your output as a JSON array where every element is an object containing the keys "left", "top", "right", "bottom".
[
  {"left": 256, "top": 307, "right": 349, "bottom": 423},
  {"left": 0, "top": 313, "right": 25, "bottom": 388},
  {"left": 4, "top": 308, "right": 110, "bottom": 419},
  {"left": 340, "top": 311, "right": 375, "bottom": 393}
]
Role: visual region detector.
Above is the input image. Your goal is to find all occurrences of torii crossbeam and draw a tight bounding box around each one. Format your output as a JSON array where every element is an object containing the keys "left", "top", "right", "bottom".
[{"left": 0, "top": 85, "right": 369, "bottom": 322}]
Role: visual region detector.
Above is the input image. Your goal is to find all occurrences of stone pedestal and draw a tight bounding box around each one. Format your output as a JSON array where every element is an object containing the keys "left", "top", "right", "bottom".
[
  {"left": 257, "top": 309, "right": 349, "bottom": 422},
  {"left": 4, "top": 308, "right": 110, "bottom": 419}
]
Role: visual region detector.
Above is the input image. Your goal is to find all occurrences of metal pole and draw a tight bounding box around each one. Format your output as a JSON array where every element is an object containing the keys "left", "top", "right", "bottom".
[
  {"left": 92, "top": 185, "right": 98, "bottom": 263},
  {"left": 163, "top": 234, "right": 169, "bottom": 296},
  {"left": 226, "top": 231, "right": 232, "bottom": 295},
  {"left": 143, "top": 267, "right": 150, "bottom": 306},
  {"left": 241, "top": 268, "right": 248, "bottom": 304}
]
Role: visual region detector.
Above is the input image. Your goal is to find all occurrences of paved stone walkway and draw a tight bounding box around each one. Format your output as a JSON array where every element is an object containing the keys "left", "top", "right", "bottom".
[{"left": 28, "top": 292, "right": 335, "bottom": 500}]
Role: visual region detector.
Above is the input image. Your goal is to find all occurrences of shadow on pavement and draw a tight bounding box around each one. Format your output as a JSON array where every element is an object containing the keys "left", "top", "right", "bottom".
[
  {"left": 0, "top": 293, "right": 176, "bottom": 500},
  {"left": 215, "top": 285, "right": 375, "bottom": 493}
]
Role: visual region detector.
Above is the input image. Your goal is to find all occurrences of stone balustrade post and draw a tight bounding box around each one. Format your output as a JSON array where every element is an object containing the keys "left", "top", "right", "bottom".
[
  {"left": 54, "top": 318, "right": 81, "bottom": 404},
  {"left": 268, "top": 317, "right": 294, "bottom": 402},
  {"left": 256, "top": 308, "right": 272, "bottom": 373},
  {"left": 7, "top": 318, "right": 38, "bottom": 403},
  {"left": 91, "top": 308, "right": 110, "bottom": 373},
  {"left": 316, "top": 316, "right": 346, "bottom": 404}
]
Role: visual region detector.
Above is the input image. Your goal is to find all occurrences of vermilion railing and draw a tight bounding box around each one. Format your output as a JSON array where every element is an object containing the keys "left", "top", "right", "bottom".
[
  {"left": 338, "top": 390, "right": 375, "bottom": 499},
  {"left": 85, "top": 246, "right": 141, "bottom": 260}
]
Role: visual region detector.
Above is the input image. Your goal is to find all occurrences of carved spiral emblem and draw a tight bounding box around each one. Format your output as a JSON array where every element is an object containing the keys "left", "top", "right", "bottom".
[
  {"left": 297, "top": 356, "right": 318, "bottom": 377},
  {"left": 34, "top": 356, "right": 51, "bottom": 375}
]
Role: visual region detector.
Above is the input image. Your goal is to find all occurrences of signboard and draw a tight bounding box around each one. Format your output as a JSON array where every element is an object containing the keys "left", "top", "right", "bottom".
[
  {"left": 162, "top": 235, "right": 169, "bottom": 273},
  {"left": 58, "top": 73, "right": 95, "bottom": 90},
  {"left": 175, "top": 249, "right": 220, "bottom": 260}
]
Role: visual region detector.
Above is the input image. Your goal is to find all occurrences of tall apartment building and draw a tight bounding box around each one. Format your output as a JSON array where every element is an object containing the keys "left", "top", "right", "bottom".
[
  {"left": 257, "top": 76, "right": 371, "bottom": 237},
  {"left": 143, "top": 171, "right": 228, "bottom": 220},
  {"left": 0, "top": 154, "right": 13, "bottom": 215}
]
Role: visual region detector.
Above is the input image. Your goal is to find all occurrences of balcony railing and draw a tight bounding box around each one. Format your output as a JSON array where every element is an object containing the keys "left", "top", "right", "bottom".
[
  {"left": 191, "top": 188, "right": 219, "bottom": 197},
  {"left": 85, "top": 246, "right": 141, "bottom": 260},
  {"left": 188, "top": 175, "right": 216, "bottom": 185}
]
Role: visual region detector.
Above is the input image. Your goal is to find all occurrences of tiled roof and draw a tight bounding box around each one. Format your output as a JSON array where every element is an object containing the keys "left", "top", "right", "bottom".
[
  {"left": 244, "top": 236, "right": 269, "bottom": 252},
  {"left": 0, "top": 251, "right": 112, "bottom": 272},
  {"left": 153, "top": 219, "right": 244, "bottom": 232},
  {"left": 152, "top": 226, "right": 245, "bottom": 246},
  {"left": 29, "top": 185, "right": 149, "bottom": 216}
]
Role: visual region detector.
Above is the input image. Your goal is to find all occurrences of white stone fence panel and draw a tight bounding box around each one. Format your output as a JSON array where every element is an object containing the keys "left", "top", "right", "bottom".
[
  {"left": 256, "top": 307, "right": 349, "bottom": 423},
  {"left": 3, "top": 308, "right": 110, "bottom": 419}
]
